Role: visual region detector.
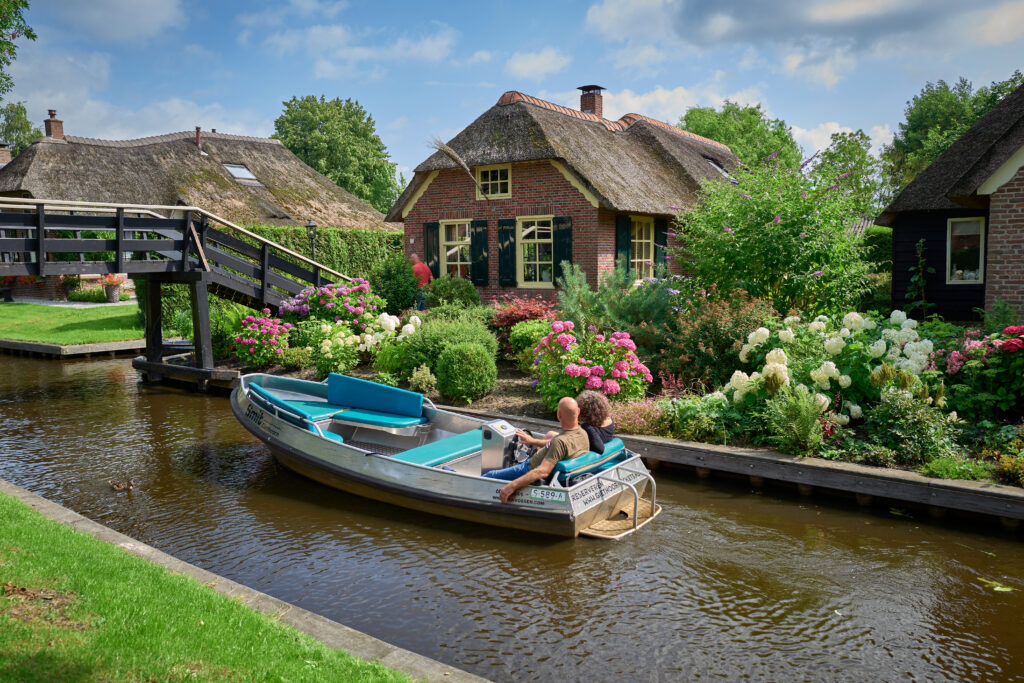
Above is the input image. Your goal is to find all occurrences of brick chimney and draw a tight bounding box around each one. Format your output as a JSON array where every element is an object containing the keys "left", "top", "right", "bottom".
[
  {"left": 44, "top": 109, "right": 63, "bottom": 140},
  {"left": 578, "top": 85, "right": 605, "bottom": 118},
  {"left": 195, "top": 126, "right": 201, "bottom": 150},
  {"left": 0, "top": 142, "right": 10, "bottom": 165}
]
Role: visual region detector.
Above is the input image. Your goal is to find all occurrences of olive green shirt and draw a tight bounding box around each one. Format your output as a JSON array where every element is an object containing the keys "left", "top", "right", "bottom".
[{"left": 529, "top": 426, "right": 590, "bottom": 470}]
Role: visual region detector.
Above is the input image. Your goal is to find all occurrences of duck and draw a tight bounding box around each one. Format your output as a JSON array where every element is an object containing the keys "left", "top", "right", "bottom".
[{"left": 109, "top": 479, "right": 134, "bottom": 492}]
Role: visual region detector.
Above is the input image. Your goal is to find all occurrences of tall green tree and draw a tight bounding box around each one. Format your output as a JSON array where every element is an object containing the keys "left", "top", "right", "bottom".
[
  {"left": 883, "top": 70, "right": 1024, "bottom": 193},
  {"left": 0, "top": 0, "right": 34, "bottom": 100},
  {"left": 811, "top": 130, "right": 883, "bottom": 216},
  {"left": 273, "top": 95, "right": 401, "bottom": 215},
  {"left": 0, "top": 100, "right": 39, "bottom": 156},
  {"left": 679, "top": 100, "right": 802, "bottom": 169}
]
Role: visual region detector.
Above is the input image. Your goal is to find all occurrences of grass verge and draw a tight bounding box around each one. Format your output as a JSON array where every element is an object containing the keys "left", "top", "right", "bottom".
[
  {"left": 0, "top": 492, "right": 409, "bottom": 682},
  {"left": 0, "top": 303, "right": 143, "bottom": 344}
]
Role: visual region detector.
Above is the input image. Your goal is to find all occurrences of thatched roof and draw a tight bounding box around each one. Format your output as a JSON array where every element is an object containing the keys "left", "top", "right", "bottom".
[
  {"left": 0, "top": 130, "right": 394, "bottom": 230},
  {"left": 386, "top": 91, "right": 739, "bottom": 221},
  {"left": 878, "top": 81, "right": 1024, "bottom": 225}
]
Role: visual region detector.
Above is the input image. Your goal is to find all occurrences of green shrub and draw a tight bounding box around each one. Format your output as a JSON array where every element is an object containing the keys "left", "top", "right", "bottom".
[
  {"left": 66, "top": 287, "right": 130, "bottom": 303},
  {"left": 421, "top": 302, "right": 493, "bottom": 326},
  {"left": 409, "top": 365, "right": 438, "bottom": 395},
  {"left": 843, "top": 440, "right": 898, "bottom": 468},
  {"left": 660, "top": 394, "right": 737, "bottom": 444},
  {"left": 400, "top": 319, "right": 497, "bottom": 377},
  {"left": 424, "top": 274, "right": 480, "bottom": 308},
  {"left": 435, "top": 342, "right": 497, "bottom": 403},
  {"left": 994, "top": 453, "right": 1024, "bottom": 487},
  {"left": 863, "top": 388, "right": 961, "bottom": 465},
  {"left": 369, "top": 253, "right": 420, "bottom": 314},
  {"left": 374, "top": 372, "right": 400, "bottom": 387},
  {"left": 763, "top": 385, "right": 826, "bottom": 455},
  {"left": 280, "top": 346, "right": 313, "bottom": 371},
  {"left": 241, "top": 224, "right": 403, "bottom": 280},
  {"left": 608, "top": 398, "right": 667, "bottom": 436},
  {"left": 919, "top": 456, "right": 992, "bottom": 481},
  {"left": 508, "top": 318, "right": 551, "bottom": 364},
  {"left": 288, "top": 319, "right": 325, "bottom": 349},
  {"left": 210, "top": 302, "right": 255, "bottom": 360},
  {"left": 861, "top": 225, "right": 892, "bottom": 270},
  {"left": 372, "top": 341, "right": 408, "bottom": 375}
]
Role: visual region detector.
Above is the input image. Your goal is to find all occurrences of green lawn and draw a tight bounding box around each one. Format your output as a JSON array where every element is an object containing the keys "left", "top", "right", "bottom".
[
  {"left": 0, "top": 492, "right": 408, "bottom": 682},
  {"left": 0, "top": 303, "right": 143, "bottom": 344}
]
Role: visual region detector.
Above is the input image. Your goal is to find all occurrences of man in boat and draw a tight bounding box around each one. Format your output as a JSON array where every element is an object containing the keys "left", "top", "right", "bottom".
[{"left": 484, "top": 396, "right": 590, "bottom": 503}]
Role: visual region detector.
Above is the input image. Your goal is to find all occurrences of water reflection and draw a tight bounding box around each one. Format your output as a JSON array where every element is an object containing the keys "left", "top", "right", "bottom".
[{"left": 0, "top": 357, "right": 1021, "bottom": 681}]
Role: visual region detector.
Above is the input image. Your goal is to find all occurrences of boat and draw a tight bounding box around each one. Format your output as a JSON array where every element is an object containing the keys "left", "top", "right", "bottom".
[{"left": 230, "top": 372, "right": 661, "bottom": 539}]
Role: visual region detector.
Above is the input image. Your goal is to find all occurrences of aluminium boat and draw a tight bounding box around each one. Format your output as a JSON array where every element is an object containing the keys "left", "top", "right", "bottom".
[{"left": 231, "top": 372, "right": 661, "bottom": 539}]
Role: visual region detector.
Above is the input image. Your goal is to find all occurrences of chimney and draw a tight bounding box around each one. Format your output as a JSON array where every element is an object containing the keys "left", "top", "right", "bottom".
[
  {"left": 44, "top": 109, "right": 64, "bottom": 140},
  {"left": 195, "top": 126, "right": 201, "bottom": 150},
  {"left": 578, "top": 85, "right": 605, "bottom": 119},
  {"left": 0, "top": 142, "right": 10, "bottom": 165}
]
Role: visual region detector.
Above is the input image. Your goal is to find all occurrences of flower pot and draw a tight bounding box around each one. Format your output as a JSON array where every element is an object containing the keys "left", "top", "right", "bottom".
[{"left": 105, "top": 284, "right": 121, "bottom": 303}]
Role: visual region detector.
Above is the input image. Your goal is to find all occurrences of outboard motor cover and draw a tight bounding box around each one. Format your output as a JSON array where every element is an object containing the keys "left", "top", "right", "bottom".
[{"left": 481, "top": 420, "right": 517, "bottom": 470}]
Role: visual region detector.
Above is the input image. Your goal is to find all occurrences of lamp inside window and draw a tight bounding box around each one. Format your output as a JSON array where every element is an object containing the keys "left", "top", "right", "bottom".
[{"left": 947, "top": 218, "right": 984, "bottom": 284}]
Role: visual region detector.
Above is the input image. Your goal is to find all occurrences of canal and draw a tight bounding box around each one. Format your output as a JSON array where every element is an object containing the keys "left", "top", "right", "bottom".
[{"left": 1, "top": 357, "right": 1022, "bottom": 681}]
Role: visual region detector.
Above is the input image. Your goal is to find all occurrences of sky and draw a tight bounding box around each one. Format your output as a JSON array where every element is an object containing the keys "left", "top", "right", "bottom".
[{"left": 9, "top": 0, "right": 1024, "bottom": 183}]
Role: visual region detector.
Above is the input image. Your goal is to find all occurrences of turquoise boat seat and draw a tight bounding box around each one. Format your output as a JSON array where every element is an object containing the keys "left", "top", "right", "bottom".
[
  {"left": 249, "top": 385, "right": 344, "bottom": 442},
  {"left": 327, "top": 373, "right": 424, "bottom": 420},
  {"left": 331, "top": 408, "right": 427, "bottom": 428},
  {"left": 552, "top": 438, "right": 627, "bottom": 484},
  {"left": 389, "top": 429, "right": 483, "bottom": 467},
  {"left": 249, "top": 380, "right": 426, "bottom": 430}
]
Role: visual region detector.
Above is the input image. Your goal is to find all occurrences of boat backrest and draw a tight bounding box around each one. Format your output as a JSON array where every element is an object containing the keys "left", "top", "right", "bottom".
[
  {"left": 326, "top": 373, "right": 423, "bottom": 419},
  {"left": 552, "top": 438, "right": 627, "bottom": 484}
]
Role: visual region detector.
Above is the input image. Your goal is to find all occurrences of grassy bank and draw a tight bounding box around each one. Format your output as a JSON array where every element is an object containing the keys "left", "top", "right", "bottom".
[
  {"left": 0, "top": 303, "right": 143, "bottom": 344},
  {"left": 0, "top": 492, "right": 408, "bottom": 681}
]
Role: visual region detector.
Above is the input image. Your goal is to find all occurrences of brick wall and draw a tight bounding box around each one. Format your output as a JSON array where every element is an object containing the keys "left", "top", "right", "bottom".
[
  {"left": 985, "top": 165, "right": 1024, "bottom": 313},
  {"left": 404, "top": 161, "right": 617, "bottom": 300}
]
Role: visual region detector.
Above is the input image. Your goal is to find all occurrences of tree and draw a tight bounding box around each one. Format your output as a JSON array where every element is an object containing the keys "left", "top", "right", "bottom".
[
  {"left": 679, "top": 101, "right": 802, "bottom": 169},
  {"left": 0, "top": 0, "right": 35, "bottom": 100},
  {"left": 883, "top": 70, "right": 1024, "bottom": 193},
  {"left": 0, "top": 100, "right": 39, "bottom": 156},
  {"left": 810, "top": 130, "right": 882, "bottom": 216},
  {"left": 273, "top": 95, "right": 401, "bottom": 215}
]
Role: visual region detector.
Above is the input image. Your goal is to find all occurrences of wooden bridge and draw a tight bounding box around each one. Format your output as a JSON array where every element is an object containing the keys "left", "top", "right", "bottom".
[{"left": 0, "top": 197, "right": 348, "bottom": 378}]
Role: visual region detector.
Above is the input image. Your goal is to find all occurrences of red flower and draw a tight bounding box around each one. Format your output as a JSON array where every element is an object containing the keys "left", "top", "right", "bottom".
[
  {"left": 1002, "top": 325, "right": 1024, "bottom": 337},
  {"left": 1002, "top": 338, "right": 1024, "bottom": 353}
]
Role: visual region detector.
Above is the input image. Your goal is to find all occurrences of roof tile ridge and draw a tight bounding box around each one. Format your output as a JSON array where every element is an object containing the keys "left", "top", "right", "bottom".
[
  {"left": 497, "top": 90, "right": 616, "bottom": 129},
  {"left": 64, "top": 130, "right": 280, "bottom": 147},
  {"left": 618, "top": 113, "right": 731, "bottom": 152}
]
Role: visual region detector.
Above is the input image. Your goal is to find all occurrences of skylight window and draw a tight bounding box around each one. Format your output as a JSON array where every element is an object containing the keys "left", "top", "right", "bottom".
[
  {"left": 223, "top": 163, "right": 261, "bottom": 185},
  {"left": 704, "top": 156, "right": 733, "bottom": 181}
]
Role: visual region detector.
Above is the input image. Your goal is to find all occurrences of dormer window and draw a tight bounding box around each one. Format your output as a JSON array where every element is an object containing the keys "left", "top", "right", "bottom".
[{"left": 224, "top": 163, "right": 262, "bottom": 186}]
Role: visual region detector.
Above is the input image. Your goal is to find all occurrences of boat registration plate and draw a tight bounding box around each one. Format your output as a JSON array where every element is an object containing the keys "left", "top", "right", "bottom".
[{"left": 530, "top": 488, "right": 566, "bottom": 503}]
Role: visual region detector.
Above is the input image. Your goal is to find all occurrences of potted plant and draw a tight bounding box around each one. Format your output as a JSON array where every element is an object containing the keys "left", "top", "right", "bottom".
[
  {"left": 56, "top": 274, "right": 81, "bottom": 300},
  {"left": 97, "top": 273, "right": 126, "bottom": 302}
]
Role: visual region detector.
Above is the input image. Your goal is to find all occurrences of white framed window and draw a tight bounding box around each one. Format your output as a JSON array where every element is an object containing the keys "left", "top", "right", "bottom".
[
  {"left": 630, "top": 216, "right": 654, "bottom": 280},
  {"left": 476, "top": 164, "right": 511, "bottom": 200},
  {"left": 440, "top": 220, "right": 471, "bottom": 279},
  {"left": 223, "top": 163, "right": 262, "bottom": 186},
  {"left": 946, "top": 217, "right": 985, "bottom": 285},
  {"left": 516, "top": 215, "right": 554, "bottom": 288}
]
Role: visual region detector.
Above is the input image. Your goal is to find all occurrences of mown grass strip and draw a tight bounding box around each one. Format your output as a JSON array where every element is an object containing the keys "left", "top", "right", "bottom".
[
  {"left": 0, "top": 492, "right": 409, "bottom": 682},
  {"left": 0, "top": 303, "right": 143, "bottom": 344}
]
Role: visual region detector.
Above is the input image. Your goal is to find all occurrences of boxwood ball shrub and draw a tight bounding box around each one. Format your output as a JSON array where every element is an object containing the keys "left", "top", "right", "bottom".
[
  {"left": 436, "top": 342, "right": 497, "bottom": 403},
  {"left": 399, "top": 319, "right": 498, "bottom": 378},
  {"left": 369, "top": 253, "right": 420, "bottom": 314},
  {"left": 424, "top": 274, "right": 480, "bottom": 308}
]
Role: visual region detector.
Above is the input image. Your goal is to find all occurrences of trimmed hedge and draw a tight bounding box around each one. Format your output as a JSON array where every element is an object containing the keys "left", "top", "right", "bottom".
[{"left": 242, "top": 224, "right": 403, "bottom": 281}]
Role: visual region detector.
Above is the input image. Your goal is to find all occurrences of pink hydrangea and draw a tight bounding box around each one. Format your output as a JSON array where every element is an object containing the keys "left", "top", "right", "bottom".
[
  {"left": 602, "top": 379, "right": 621, "bottom": 394},
  {"left": 551, "top": 321, "right": 565, "bottom": 334},
  {"left": 595, "top": 334, "right": 605, "bottom": 341},
  {"left": 585, "top": 376, "right": 603, "bottom": 389},
  {"left": 590, "top": 365, "right": 605, "bottom": 376}
]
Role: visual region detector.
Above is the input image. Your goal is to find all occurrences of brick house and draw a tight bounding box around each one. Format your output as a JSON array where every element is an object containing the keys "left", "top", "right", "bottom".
[
  {"left": 386, "top": 86, "right": 739, "bottom": 298},
  {"left": 878, "top": 81, "right": 1024, "bottom": 319}
]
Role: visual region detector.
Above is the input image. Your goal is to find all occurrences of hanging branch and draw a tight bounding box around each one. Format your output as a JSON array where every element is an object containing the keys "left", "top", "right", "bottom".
[{"left": 429, "top": 136, "right": 488, "bottom": 200}]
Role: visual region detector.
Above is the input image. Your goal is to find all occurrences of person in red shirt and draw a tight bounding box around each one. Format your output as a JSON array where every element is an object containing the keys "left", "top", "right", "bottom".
[{"left": 410, "top": 253, "right": 432, "bottom": 310}]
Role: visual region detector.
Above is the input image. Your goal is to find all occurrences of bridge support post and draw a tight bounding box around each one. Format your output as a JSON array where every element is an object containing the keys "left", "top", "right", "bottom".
[
  {"left": 144, "top": 280, "right": 163, "bottom": 381},
  {"left": 189, "top": 276, "right": 214, "bottom": 371}
]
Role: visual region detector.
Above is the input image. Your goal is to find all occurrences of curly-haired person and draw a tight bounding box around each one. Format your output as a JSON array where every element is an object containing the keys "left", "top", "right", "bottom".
[{"left": 514, "top": 390, "right": 616, "bottom": 455}]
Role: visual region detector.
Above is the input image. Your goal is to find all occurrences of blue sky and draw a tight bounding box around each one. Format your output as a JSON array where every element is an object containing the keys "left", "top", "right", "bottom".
[{"left": 11, "top": 0, "right": 1024, "bottom": 184}]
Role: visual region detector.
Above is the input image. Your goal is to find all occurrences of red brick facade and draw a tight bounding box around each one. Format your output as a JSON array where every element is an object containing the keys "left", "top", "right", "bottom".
[
  {"left": 985, "top": 164, "right": 1024, "bottom": 312},
  {"left": 402, "top": 160, "right": 665, "bottom": 300}
]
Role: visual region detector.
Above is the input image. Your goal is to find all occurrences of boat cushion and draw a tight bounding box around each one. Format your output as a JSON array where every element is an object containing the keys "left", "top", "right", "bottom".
[
  {"left": 331, "top": 408, "right": 427, "bottom": 428},
  {"left": 327, "top": 373, "right": 424, "bottom": 419},
  {"left": 389, "top": 429, "right": 483, "bottom": 467},
  {"left": 308, "top": 423, "right": 345, "bottom": 442},
  {"left": 553, "top": 438, "right": 627, "bottom": 484},
  {"left": 250, "top": 383, "right": 426, "bottom": 429}
]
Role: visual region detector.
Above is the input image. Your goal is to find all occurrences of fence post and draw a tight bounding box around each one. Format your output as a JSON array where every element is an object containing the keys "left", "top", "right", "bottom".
[
  {"left": 35, "top": 204, "right": 46, "bottom": 276},
  {"left": 190, "top": 276, "right": 214, "bottom": 370},
  {"left": 182, "top": 211, "right": 193, "bottom": 272},
  {"left": 261, "top": 243, "right": 270, "bottom": 305},
  {"left": 115, "top": 207, "right": 125, "bottom": 273}
]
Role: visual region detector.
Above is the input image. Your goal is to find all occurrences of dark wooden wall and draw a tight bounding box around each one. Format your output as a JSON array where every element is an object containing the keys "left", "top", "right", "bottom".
[{"left": 890, "top": 209, "right": 988, "bottom": 321}]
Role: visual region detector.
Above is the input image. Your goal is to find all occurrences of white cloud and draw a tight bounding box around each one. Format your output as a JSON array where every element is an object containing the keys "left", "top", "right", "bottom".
[
  {"left": 610, "top": 44, "right": 668, "bottom": 69},
  {"left": 585, "top": 0, "right": 679, "bottom": 42},
  {"left": 810, "top": 0, "right": 898, "bottom": 23},
  {"left": 778, "top": 44, "right": 855, "bottom": 87},
  {"left": 868, "top": 124, "right": 893, "bottom": 155},
  {"left": 791, "top": 121, "right": 852, "bottom": 156},
  {"left": 49, "top": 0, "right": 185, "bottom": 43},
  {"left": 505, "top": 47, "right": 571, "bottom": 80},
  {"left": 466, "top": 50, "right": 493, "bottom": 64},
  {"left": 970, "top": 0, "right": 1024, "bottom": 45}
]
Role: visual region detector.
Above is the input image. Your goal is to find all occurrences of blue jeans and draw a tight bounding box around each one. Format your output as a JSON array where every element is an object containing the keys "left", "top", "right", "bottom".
[
  {"left": 417, "top": 289, "right": 426, "bottom": 311},
  {"left": 482, "top": 460, "right": 530, "bottom": 480}
]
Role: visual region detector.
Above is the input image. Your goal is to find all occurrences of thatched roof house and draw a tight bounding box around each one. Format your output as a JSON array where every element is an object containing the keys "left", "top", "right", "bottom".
[
  {"left": 389, "top": 86, "right": 739, "bottom": 298},
  {"left": 0, "top": 111, "right": 391, "bottom": 230},
  {"left": 878, "top": 82, "right": 1024, "bottom": 318}
]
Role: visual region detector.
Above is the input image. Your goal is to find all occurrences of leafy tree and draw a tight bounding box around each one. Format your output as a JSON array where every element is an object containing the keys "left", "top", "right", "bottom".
[
  {"left": 883, "top": 71, "right": 1024, "bottom": 193},
  {"left": 810, "top": 130, "right": 882, "bottom": 216},
  {"left": 679, "top": 100, "right": 802, "bottom": 169},
  {"left": 0, "top": 0, "right": 34, "bottom": 100},
  {"left": 273, "top": 95, "right": 401, "bottom": 215},
  {"left": 0, "top": 100, "right": 40, "bottom": 156}
]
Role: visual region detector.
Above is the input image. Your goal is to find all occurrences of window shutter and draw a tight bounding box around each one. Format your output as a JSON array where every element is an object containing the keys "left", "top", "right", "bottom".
[
  {"left": 615, "top": 214, "right": 631, "bottom": 272},
  {"left": 654, "top": 217, "right": 668, "bottom": 267},
  {"left": 422, "top": 221, "right": 440, "bottom": 278},
  {"left": 552, "top": 216, "right": 573, "bottom": 283},
  {"left": 498, "top": 218, "right": 516, "bottom": 286},
  {"left": 470, "top": 219, "right": 488, "bottom": 286}
]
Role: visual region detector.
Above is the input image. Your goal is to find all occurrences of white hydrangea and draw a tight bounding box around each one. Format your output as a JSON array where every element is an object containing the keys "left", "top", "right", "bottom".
[
  {"left": 815, "top": 315, "right": 830, "bottom": 324},
  {"left": 842, "top": 312, "right": 865, "bottom": 331},
  {"left": 704, "top": 391, "right": 728, "bottom": 402},
  {"left": 739, "top": 343, "right": 752, "bottom": 363},
  {"left": 762, "top": 362, "right": 790, "bottom": 386},
  {"left": 747, "top": 327, "right": 770, "bottom": 347},
  {"left": 783, "top": 315, "right": 801, "bottom": 325},
  {"left": 838, "top": 374, "right": 852, "bottom": 389},
  {"left": 320, "top": 323, "right": 332, "bottom": 334},
  {"left": 901, "top": 318, "right": 918, "bottom": 330},
  {"left": 824, "top": 336, "right": 846, "bottom": 356},
  {"left": 809, "top": 321, "right": 826, "bottom": 333},
  {"left": 834, "top": 413, "right": 850, "bottom": 426},
  {"left": 815, "top": 394, "right": 832, "bottom": 412},
  {"left": 890, "top": 310, "right": 907, "bottom": 325},
  {"left": 378, "top": 313, "right": 398, "bottom": 332},
  {"left": 765, "top": 348, "right": 788, "bottom": 365},
  {"left": 399, "top": 323, "right": 416, "bottom": 337},
  {"left": 409, "top": 315, "right": 422, "bottom": 327},
  {"left": 869, "top": 339, "right": 887, "bottom": 358},
  {"left": 728, "top": 371, "right": 750, "bottom": 391},
  {"left": 839, "top": 327, "right": 851, "bottom": 338},
  {"left": 863, "top": 318, "right": 877, "bottom": 331},
  {"left": 820, "top": 361, "right": 840, "bottom": 378},
  {"left": 903, "top": 339, "right": 933, "bottom": 358},
  {"left": 849, "top": 403, "right": 863, "bottom": 419},
  {"left": 779, "top": 329, "right": 795, "bottom": 343}
]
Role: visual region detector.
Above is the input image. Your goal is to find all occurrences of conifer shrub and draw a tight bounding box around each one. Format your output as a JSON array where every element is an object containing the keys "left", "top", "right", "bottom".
[{"left": 369, "top": 254, "right": 420, "bottom": 314}]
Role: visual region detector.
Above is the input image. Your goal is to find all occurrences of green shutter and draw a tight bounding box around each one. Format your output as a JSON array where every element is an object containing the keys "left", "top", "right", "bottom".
[
  {"left": 498, "top": 218, "right": 516, "bottom": 286},
  {"left": 615, "top": 214, "right": 631, "bottom": 272},
  {"left": 552, "top": 216, "right": 572, "bottom": 284},
  {"left": 423, "top": 221, "right": 440, "bottom": 278},
  {"left": 654, "top": 217, "right": 668, "bottom": 267},
  {"left": 470, "top": 219, "right": 488, "bottom": 286}
]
